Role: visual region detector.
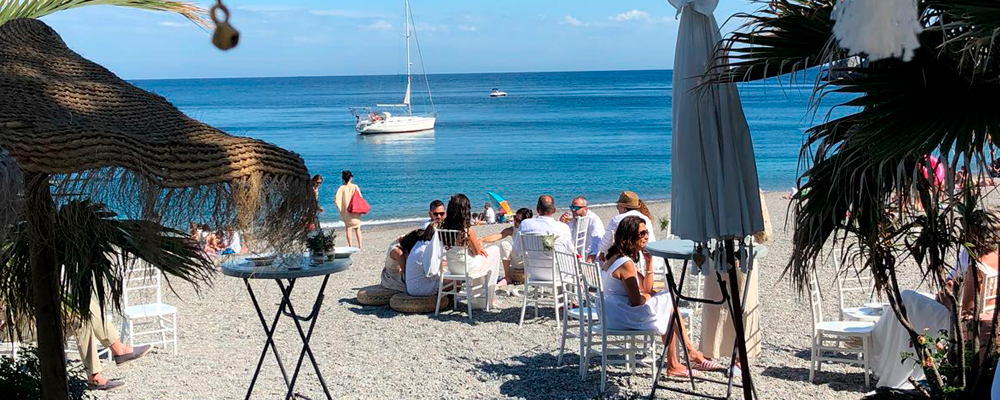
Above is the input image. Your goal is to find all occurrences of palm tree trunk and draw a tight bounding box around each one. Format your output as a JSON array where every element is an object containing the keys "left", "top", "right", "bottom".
[{"left": 26, "top": 172, "right": 68, "bottom": 400}]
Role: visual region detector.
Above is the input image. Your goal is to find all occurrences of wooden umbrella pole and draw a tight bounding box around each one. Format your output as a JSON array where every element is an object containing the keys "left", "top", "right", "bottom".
[
  {"left": 26, "top": 172, "right": 68, "bottom": 400},
  {"left": 725, "top": 239, "right": 754, "bottom": 400}
]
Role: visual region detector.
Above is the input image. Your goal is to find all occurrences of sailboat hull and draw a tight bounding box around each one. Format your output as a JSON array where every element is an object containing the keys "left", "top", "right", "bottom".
[{"left": 357, "top": 115, "right": 436, "bottom": 134}]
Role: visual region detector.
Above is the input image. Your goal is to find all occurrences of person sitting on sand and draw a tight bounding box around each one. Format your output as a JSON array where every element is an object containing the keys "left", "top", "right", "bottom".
[
  {"left": 481, "top": 208, "right": 533, "bottom": 283},
  {"left": 596, "top": 191, "right": 656, "bottom": 262},
  {"left": 383, "top": 228, "right": 428, "bottom": 292},
  {"left": 71, "top": 297, "right": 153, "bottom": 390},
  {"left": 405, "top": 226, "right": 442, "bottom": 296},
  {"left": 440, "top": 194, "right": 503, "bottom": 303},
  {"left": 601, "top": 216, "right": 722, "bottom": 377},
  {"left": 422, "top": 199, "right": 446, "bottom": 229},
  {"left": 481, "top": 202, "right": 496, "bottom": 224}
]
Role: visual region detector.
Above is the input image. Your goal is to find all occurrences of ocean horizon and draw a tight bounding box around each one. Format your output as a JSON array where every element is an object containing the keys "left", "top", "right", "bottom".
[{"left": 132, "top": 69, "right": 853, "bottom": 225}]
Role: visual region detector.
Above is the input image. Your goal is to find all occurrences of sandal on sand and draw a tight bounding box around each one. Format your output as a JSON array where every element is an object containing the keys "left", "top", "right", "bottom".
[
  {"left": 667, "top": 368, "right": 701, "bottom": 378},
  {"left": 692, "top": 359, "right": 725, "bottom": 371},
  {"left": 114, "top": 344, "right": 152, "bottom": 365},
  {"left": 88, "top": 379, "right": 125, "bottom": 391}
]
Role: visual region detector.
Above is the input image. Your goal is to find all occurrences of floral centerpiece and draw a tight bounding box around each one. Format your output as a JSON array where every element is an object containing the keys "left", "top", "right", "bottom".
[{"left": 306, "top": 229, "right": 336, "bottom": 261}]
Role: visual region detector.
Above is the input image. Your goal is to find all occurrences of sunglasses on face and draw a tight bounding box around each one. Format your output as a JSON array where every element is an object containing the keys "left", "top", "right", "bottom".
[
  {"left": 569, "top": 205, "right": 584, "bottom": 212},
  {"left": 638, "top": 230, "right": 649, "bottom": 238},
  {"left": 432, "top": 212, "right": 446, "bottom": 217}
]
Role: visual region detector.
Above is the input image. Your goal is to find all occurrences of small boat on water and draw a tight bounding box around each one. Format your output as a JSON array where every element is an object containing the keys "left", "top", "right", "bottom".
[
  {"left": 350, "top": 0, "right": 436, "bottom": 135},
  {"left": 489, "top": 88, "right": 507, "bottom": 97}
]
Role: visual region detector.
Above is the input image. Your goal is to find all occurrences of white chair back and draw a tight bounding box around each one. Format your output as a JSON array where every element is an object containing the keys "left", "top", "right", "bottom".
[
  {"left": 573, "top": 215, "right": 589, "bottom": 256},
  {"left": 579, "top": 260, "right": 605, "bottom": 329},
  {"left": 833, "top": 249, "right": 875, "bottom": 317},
  {"left": 521, "top": 233, "right": 556, "bottom": 282},
  {"left": 807, "top": 270, "right": 824, "bottom": 330},
  {"left": 978, "top": 262, "right": 998, "bottom": 315},
  {"left": 437, "top": 229, "right": 471, "bottom": 276},
  {"left": 123, "top": 260, "right": 163, "bottom": 309},
  {"left": 555, "top": 251, "right": 580, "bottom": 301}
]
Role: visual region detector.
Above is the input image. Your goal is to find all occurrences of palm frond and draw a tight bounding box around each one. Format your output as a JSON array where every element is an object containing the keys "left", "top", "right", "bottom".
[
  {"left": 704, "top": 0, "right": 844, "bottom": 86},
  {"left": 0, "top": 200, "right": 214, "bottom": 336},
  {"left": 0, "top": 0, "right": 207, "bottom": 28}
]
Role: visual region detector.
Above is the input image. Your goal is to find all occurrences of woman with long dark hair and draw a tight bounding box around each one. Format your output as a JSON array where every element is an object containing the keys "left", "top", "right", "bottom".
[
  {"left": 440, "top": 193, "right": 503, "bottom": 305},
  {"left": 481, "top": 207, "right": 533, "bottom": 282},
  {"left": 381, "top": 228, "right": 428, "bottom": 292},
  {"left": 334, "top": 170, "right": 363, "bottom": 248},
  {"left": 601, "top": 216, "right": 717, "bottom": 376}
]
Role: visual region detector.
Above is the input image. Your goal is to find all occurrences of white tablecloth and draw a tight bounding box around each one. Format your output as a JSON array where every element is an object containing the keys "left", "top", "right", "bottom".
[{"left": 871, "top": 290, "right": 951, "bottom": 388}]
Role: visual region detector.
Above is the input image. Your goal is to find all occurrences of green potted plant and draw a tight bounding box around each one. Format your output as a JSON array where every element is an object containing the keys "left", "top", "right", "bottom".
[{"left": 306, "top": 229, "right": 336, "bottom": 261}]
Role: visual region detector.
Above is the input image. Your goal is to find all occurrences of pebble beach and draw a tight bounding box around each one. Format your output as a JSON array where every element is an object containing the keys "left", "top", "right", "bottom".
[{"left": 91, "top": 191, "right": 928, "bottom": 400}]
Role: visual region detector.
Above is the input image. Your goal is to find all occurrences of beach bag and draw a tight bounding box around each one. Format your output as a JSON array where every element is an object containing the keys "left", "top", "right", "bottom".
[
  {"left": 348, "top": 189, "right": 370, "bottom": 214},
  {"left": 423, "top": 234, "right": 443, "bottom": 278}
]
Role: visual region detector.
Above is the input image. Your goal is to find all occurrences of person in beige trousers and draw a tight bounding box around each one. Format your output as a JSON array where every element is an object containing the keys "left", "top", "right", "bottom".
[
  {"left": 335, "top": 170, "right": 364, "bottom": 249},
  {"left": 698, "top": 190, "right": 770, "bottom": 373},
  {"left": 71, "top": 297, "right": 152, "bottom": 390}
]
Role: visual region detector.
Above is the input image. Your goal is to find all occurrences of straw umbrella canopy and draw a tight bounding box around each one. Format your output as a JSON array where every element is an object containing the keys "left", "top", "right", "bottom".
[
  {"left": 0, "top": 18, "right": 317, "bottom": 399},
  {"left": 667, "top": 0, "right": 764, "bottom": 398}
]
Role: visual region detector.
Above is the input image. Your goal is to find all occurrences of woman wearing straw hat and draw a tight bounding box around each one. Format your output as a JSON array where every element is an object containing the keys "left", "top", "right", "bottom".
[{"left": 335, "top": 170, "right": 364, "bottom": 249}]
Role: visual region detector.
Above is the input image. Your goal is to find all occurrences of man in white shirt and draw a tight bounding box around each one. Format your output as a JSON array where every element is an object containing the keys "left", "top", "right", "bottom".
[
  {"left": 562, "top": 196, "right": 605, "bottom": 260},
  {"left": 596, "top": 191, "right": 655, "bottom": 261},
  {"left": 420, "top": 199, "right": 446, "bottom": 229},
  {"left": 514, "top": 195, "right": 575, "bottom": 255},
  {"left": 483, "top": 202, "right": 497, "bottom": 224}
]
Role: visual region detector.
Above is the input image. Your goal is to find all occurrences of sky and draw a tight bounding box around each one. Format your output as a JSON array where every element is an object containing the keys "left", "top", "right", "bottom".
[{"left": 40, "top": 0, "right": 761, "bottom": 80}]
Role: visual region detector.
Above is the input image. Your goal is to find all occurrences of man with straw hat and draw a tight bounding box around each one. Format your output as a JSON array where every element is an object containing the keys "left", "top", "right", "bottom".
[{"left": 595, "top": 191, "right": 657, "bottom": 262}]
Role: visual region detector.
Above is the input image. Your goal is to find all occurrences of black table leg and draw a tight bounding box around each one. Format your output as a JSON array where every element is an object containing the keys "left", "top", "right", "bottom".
[
  {"left": 243, "top": 278, "right": 295, "bottom": 400},
  {"left": 279, "top": 277, "right": 333, "bottom": 400}
]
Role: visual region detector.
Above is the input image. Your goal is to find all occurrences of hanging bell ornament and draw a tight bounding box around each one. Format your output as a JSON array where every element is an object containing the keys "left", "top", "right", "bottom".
[{"left": 210, "top": 2, "right": 239, "bottom": 51}]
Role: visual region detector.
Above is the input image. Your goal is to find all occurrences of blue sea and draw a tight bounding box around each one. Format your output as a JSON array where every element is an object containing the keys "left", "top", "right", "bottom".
[{"left": 133, "top": 70, "right": 853, "bottom": 224}]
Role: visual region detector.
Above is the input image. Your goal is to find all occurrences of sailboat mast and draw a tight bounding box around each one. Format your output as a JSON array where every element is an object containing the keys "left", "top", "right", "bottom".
[{"left": 403, "top": 0, "right": 412, "bottom": 115}]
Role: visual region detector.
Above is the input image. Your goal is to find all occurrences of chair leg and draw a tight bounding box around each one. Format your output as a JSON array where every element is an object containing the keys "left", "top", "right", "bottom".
[
  {"left": 466, "top": 280, "right": 474, "bottom": 321},
  {"left": 172, "top": 312, "right": 178, "bottom": 355},
  {"left": 519, "top": 284, "right": 530, "bottom": 327},
  {"left": 434, "top": 286, "right": 445, "bottom": 316},
  {"left": 554, "top": 289, "right": 562, "bottom": 330},
  {"left": 650, "top": 335, "right": 658, "bottom": 388},
  {"left": 601, "top": 336, "right": 608, "bottom": 393},
  {"left": 158, "top": 316, "right": 168, "bottom": 351},
  {"left": 863, "top": 336, "right": 871, "bottom": 387},
  {"left": 558, "top": 321, "right": 568, "bottom": 366},
  {"left": 809, "top": 334, "right": 817, "bottom": 382}
]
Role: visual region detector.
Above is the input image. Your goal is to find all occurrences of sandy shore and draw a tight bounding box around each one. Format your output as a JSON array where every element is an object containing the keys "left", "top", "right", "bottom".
[{"left": 91, "top": 192, "right": 928, "bottom": 399}]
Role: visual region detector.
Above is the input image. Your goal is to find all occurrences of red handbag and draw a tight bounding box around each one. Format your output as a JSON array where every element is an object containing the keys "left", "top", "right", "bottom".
[{"left": 348, "top": 189, "right": 370, "bottom": 215}]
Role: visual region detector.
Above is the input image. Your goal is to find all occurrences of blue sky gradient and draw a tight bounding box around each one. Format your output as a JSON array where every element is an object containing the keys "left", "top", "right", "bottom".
[{"left": 41, "top": 0, "right": 760, "bottom": 79}]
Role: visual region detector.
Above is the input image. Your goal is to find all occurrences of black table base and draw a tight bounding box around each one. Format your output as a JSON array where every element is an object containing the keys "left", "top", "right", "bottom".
[{"left": 242, "top": 276, "right": 333, "bottom": 400}]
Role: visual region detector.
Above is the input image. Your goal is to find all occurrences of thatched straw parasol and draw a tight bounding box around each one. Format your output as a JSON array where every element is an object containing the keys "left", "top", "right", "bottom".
[{"left": 0, "top": 19, "right": 317, "bottom": 399}]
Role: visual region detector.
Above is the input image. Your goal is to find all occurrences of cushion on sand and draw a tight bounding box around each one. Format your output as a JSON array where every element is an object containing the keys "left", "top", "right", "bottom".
[
  {"left": 357, "top": 285, "right": 399, "bottom": 306},
  {"left": 389, "top": 293, "right": 449, "bottom": 313}
]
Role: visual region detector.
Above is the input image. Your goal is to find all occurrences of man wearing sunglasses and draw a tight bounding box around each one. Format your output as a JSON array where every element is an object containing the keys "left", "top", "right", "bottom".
[
  {"left": 421, "top": 199, "right": 446, "bottom": 229},
  {"left": 562, "top": 196, "right": 605, "bottom": 262}
]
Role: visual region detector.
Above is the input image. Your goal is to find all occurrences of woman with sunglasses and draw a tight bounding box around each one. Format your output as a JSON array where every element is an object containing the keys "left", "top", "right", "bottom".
[{"left": 601, "top": 215, "right": 719, "bottom": 376}]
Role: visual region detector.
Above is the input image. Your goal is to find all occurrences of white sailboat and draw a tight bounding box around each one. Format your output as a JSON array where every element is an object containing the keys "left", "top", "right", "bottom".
[{"left": 351, "top": 0, "right": 436, "bottom": 134}]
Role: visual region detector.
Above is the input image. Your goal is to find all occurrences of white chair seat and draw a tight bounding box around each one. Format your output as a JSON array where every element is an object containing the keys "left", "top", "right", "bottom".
[
  {"left": 842, "top": 307, "right": 882, "bottom": 323},
  {"left": 816, "top": 320, "right": 874, "bottom": 335},
  {"left": 590, "top": 324, "right": 660, "bottom": 336},
  {"left": 125, "top": 303, "right": 177, "bottom": 319},
  {"left": 567, "top": 307, "right": 599, "bottom": 321}
]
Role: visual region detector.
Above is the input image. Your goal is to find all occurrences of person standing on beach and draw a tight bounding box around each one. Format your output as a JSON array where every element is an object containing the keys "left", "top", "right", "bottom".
[
  {"left": 596, "top": 191, "right": 656, "bottom": 262},
  {"left": 334, "top": 170, "right": 364, "bottom": 249},
  {"left": 561, "top": 196, "right": 605, "bottom": 260},
  {"left": 422, "top": 199, "right": 446, "bottom": 229}
]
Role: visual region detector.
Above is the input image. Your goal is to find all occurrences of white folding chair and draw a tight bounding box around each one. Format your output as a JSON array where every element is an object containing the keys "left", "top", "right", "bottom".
[
  {"left": 519, "top": 233, "right": 565, "bottom": 327},
  {"left": 557, "top": 251, "right": 594, "bottom": 372},
  {"left": 979, "top": 262, "right": 998, "bottom": 315},
  {"left": 435, "top": 229, "right": 492, "bottom": 321},
  {"left": 573, "top": 215, "right": 589, "bottom": 256},
  {"left": 121, "top": 262, "right": 178, "bottom": 354},
  {"left": 833, "top": 250, "right": 878, "bottom": 321},
  {"left": 579, "top": 260, "right": 659, "bottom": 392},
  {"left": 808, "top": 270, "right": 874, "bottom": 386}
]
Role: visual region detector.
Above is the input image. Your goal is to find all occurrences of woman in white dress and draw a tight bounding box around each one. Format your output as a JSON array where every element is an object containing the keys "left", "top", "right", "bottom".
[
  {"left": 602, "top": 216, "right": 719, "bottom": 376},
  {"left": 440, "top": 193, "right": 502, "bottom": 306}
]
